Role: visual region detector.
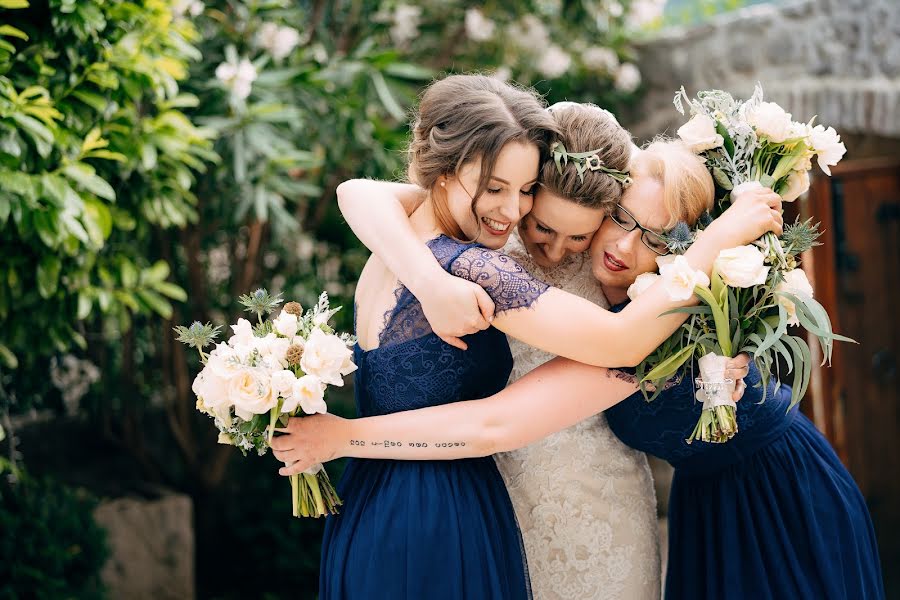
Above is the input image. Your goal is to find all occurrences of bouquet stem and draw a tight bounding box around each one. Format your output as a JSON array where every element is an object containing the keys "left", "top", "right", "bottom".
[
  {"left": 687, "top": 352, "right": 738, "bottom": 444},
  {"left": 289, "top": 469, "right": 342, "bottom": 518}
]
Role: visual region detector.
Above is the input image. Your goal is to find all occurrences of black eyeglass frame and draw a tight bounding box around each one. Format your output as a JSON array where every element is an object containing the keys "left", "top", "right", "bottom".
[{"left": 609, "top": 204, "right": 671, "bottom": 256}]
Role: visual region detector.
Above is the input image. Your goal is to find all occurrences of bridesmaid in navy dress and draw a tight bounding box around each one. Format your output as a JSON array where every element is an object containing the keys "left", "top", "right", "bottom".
[{"left": 275, "top": 138, "right": 881, "bottom": 599}]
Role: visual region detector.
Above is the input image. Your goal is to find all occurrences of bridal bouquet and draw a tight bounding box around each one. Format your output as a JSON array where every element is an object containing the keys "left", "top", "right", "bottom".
[
  {"left": 630, "top": 85, "right": 853, "bottom": 443},
  {"left": 176, "top": 289, "right": 356, "bottom": 517}
]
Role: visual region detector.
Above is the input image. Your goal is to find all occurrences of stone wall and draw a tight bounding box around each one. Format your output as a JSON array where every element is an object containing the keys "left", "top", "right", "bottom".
[{"left": 626, "top": 0, "right": 900, "bottom": 144}]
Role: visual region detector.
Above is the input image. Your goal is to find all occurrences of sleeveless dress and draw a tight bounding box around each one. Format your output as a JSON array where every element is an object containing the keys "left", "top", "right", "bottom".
[
  {"left": 494, "top": 232, "right": 661, "bottom": 600},
  {"left": 319, "top": 235, "right": 549, "bottom": 600},
  {"left": 605, "top": 304, "right": 885, "bottom": 599}
]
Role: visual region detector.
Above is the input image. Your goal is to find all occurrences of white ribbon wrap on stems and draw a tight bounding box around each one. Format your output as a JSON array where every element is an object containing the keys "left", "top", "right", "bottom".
[{"left": 694, "top": 352, "right": 737, "bottom": 409}]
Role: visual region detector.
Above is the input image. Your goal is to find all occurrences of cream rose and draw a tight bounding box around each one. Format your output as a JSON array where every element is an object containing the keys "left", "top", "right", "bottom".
[
  {"left": 776, "top": 268, "right": 814, "bottom": 326},
  {"left": 627, "top": 272, "right": 660, "bottom": 301},
  {"left": 714, "top": 245, "right": 770, "bottom": 288},
  {"left": 677, "top": 114, "right": 724, "bottom": 152},
  {"left": 745, "top": 101, "right": 793, "bottom": 143},
  {"left": 273, "top": 311, "right": 299, "bottom": 338},
  {"left": 270, "top": 369, "right": 297, "bottom": 399},
  {"left": 659, "top": 255, "right": 710, "bottom": 301},
  {"left": 228, "top": 368, "right": 277, "bottom": 420},
  {"left": 290, "top": 374, "right": 327, "bottom": 414},
  {"left": 300, "top": 328, "right": 357, "bottom": 386},
  {"left": 780, "top": 169, "right": 810, "bottom": 202},
  {"left": 809, "top": 125, "right": 846, "bottom": 176},
  {"left": 192, "top": 368, "right": 230, "bottom": 408}
]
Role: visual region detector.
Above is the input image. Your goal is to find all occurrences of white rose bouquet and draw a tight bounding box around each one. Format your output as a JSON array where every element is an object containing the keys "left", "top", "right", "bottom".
[
  {"left": 632, "top": 85, "right": 853, "bottom": 443},
  {"left": 175, "top": 289, "right": 356, "bottom": 517}
]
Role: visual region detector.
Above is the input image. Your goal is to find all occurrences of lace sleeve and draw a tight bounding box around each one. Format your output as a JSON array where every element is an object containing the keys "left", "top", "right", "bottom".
[{"left": 450, "top": 247, "right": 550, "bottom": 314}]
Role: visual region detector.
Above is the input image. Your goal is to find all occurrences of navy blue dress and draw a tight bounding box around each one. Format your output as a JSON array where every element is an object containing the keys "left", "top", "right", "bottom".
[
  {"left": 319, "top": 236, "right": 548, "bottom": 600},
  {"left": 605, "top": 305, "right": 885, "bottom": 599}
]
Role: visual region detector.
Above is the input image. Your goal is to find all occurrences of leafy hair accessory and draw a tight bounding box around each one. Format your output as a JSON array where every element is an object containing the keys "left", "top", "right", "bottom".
[{"left": 550, "top": 141, "right": 633, "bottom": 188}]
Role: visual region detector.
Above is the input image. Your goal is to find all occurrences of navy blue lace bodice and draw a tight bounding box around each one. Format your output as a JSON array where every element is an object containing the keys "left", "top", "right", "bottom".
[{"left": 354, "top": 235, "right": 549, "bottom": 417}]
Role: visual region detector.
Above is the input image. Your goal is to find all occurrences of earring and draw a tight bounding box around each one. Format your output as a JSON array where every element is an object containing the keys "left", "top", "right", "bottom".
[{"left": 439, "top": 181, "right": 446, "bottom": 187}]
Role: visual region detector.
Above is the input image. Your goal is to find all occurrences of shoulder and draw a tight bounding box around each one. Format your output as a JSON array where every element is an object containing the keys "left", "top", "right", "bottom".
[{"left": 450, "top": 246, "right": 551, "bottom": 313}]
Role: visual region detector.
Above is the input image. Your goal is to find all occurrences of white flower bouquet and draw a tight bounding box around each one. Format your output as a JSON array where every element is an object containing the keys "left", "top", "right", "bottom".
[
  {"left": 176, "top": 289, "right": 356, "bottom": 517},
  {"left": 630, "top": 85, "right": 854, "bottom": 443}
]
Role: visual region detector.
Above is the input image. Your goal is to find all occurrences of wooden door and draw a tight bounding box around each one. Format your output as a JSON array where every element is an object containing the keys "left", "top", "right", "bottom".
[{"left": 804, "top": 158, "right": 900, "bottom": 596}]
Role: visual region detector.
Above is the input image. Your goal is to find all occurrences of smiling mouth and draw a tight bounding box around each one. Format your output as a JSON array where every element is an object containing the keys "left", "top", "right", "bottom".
[
  {"left": 603, "top": 252, "right": 627, "bottom": 272},
  {"left": 482, "top": 217, "right": 511, "bottom": 235}
]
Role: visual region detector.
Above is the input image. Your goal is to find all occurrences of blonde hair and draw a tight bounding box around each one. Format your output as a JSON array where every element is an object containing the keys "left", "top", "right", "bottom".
[{"left": 632, "top": 138, "right": 714, "bottom": 228}]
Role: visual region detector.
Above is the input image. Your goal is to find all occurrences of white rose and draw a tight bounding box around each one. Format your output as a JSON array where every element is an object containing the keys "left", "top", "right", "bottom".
[
  {"left": 464, "top": 8, "right": 495, "bottom": 42},
  {"left": 809, "top": 125, "right": 846, "bottom": 176},
  {"left": 227, "top": 368, "right": 277, "bottom": 419},
  {"left": 300, "top": 328, "right": 357, "bottom": 386},
  {"left": 270, "top": 369, "right": 297, "bottom": 398},
  {"left": 229, "top": 318, "right": 255, "bottom": 348},
  {"left": 714, "top": 245, "right": 770, "bottom": 288},
  {"left": 776, "top": 268, "right": 814, "bottom": 326},
  {"left": 257, "top": 23, "right": 302, "bottom": 61},
  {"left": 745, "top": 101, "right": 793, "bottom": 143},
  {"left": 655, "top": 254, "right": 677, "bottom": 269},
  {"left": 614, "top": 63, "right": 641, "bottom": 93},
  {"left": 192, "top": 368, "right": 230, "bottom": 408},
  {"left": 206, "top": 342, "right": 243, "bottom": 380},
  {"left": 290, "top": 375, "right": 327, "bottom": 415},
  {"left": 788, "top": 120, "right": 811, "bottom": 141},
  {"left": 273, "top": 311, "right": 299, "bottom": 338},
  {"left": 677, "top": 114, "right": 724, "bottom": 153},
  {"left": 780, "top": 169, "right": 810, "bottom": 202},
  {"left": 658, "top": 255, "right": 710, "bottom": 301},
  {"left": 627, "top": 272, "right": 659, "bottom": 301}
]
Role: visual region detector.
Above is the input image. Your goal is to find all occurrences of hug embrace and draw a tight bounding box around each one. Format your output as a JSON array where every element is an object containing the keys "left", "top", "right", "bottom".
[{"left": 270, "top": 74, "right": 884, "bottom": 600}]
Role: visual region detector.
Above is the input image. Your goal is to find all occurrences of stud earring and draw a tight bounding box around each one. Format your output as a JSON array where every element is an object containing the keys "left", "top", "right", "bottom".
[{"left": 439, "top": 181, "right": 446, "bottom": 187}]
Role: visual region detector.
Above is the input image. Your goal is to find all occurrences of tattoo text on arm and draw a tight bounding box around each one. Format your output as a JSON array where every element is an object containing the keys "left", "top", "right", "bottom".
[{"left": 349, "top": 440, "right": 467, "bottom": 449}]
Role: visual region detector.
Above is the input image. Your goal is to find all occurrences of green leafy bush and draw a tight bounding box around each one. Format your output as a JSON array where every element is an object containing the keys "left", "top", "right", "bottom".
[{"left": 0, "top": 469, "right": 109, "bottom": 600}]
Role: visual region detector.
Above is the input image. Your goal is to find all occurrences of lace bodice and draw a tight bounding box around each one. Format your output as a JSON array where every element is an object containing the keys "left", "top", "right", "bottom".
[{"left": 493, "top": 231, "right": 661, "bottom": 600}]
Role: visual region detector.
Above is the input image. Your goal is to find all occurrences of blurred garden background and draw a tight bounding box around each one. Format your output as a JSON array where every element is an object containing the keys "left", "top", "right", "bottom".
[{"left": 1, "top": 0, "right": 897, "bottom": 598}]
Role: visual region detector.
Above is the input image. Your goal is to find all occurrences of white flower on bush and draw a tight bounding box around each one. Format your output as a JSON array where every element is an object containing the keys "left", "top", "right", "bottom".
[
  {"left": 228, "top": 368, "right": 277, "bottom": 419},
  {"left": 537, "top": 45, "right": 572, "bottom": 78},
  {"left": 300, "top": 328, "right": 357, "bottom": 386},
  {"left": 581, "top": 47, "right": 619, "bottom": 73},
  {"left": 659, "top": 255, "right": 710, "bottom": 301},
  {"left": 745, "top": 101, "right": 793, "bottom": 143},
  {"left": 465, "top": 8, "right": 495, "bottom": 41},
  {"left": 173, "top": 0, "right": 203, "bottom": 18},
  {"left": 507, "top": 16, "right": 549, "bottom": 49},
  {"left": 614, "top": 63, "right": 641, "bottom": 93},
  {"left": 776, "top": 268, "right": 814, "bottom": 326},
  {"left": 714, "top": 245, "right": 770, "bottom": 288},
  {"left": 627, "top": 272, "right": 659, "bottom": 301},
  {"left": 390, "top": 4, "right": 421, "bottom": 47},
  {"left": 677, "top": 114, "right": 724, "bottom": 153},
  {"left": 215, "top": 57, "right": 257, "bottom": 100},
  {"left": 491, "top": 66, "right": 512, "bottom": 82},
  {"left": 257, "top": 22, "right": 302, "bottom": 61},
  {"left": 627, "top": 0, "right": 666, "bottom": 29},
  {"left": 809, "top": 124, "right": 846, "bottom": 176},
  {"left": 273, "top": 310, "right": 299, "bottom": 338},
  {"left": 291, "top": 374, "right": 328, "bottom": 414},
  {"left": 780, "top": 169, "right": 810, "bottom": 202}
]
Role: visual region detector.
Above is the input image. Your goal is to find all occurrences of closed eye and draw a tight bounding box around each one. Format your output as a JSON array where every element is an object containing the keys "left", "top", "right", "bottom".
[
  {"left": 487, "top": 187, "right": 503, "bottom": 194},
  {"left": 521, "top": 186, "right": 537, "bottom": 196},
  {"left": 535, "top": 223, "right": 554, "bottom": 234},
  {"left": 570, "top": 235, "right": 589, "bottom": 242}
]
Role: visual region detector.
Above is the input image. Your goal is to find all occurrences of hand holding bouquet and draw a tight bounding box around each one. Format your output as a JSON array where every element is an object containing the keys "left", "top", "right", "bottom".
[
  {"left": 632, "top": 85, "right": 854, "bottom": 444},
  {"left": 175, "top": 289, "right": 356, "bottom": 517}
]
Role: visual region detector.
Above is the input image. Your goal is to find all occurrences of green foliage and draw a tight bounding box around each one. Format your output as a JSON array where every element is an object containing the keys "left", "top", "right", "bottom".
[
  {"left": 0, "top": 470, "right": 109, "bottom": 600},
  {"left": 0, "top": 0, "right": 213, "bottom": 383}
]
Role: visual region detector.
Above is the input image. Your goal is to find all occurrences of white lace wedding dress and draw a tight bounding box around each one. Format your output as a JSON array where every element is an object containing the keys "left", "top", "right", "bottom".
[{"left": 495, "top": 232, "right": 661, "bottom": 599}]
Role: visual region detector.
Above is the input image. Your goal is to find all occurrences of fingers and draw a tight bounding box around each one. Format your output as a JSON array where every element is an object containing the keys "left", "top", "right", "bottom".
[
  {"left": 475, "top": 288, "right": 496, "bottom": 324},
  {"left": 440, "top": 335, "right": 468, "bottom": 351},
  {"left": 279, "top": 460, "right": 316, "bottom": 477},
  {"left": 732, "top": 379, "right": 747, "bottom": 402},
  {"left": 770, "top": 209, "right": 784, "bottom": 236}
]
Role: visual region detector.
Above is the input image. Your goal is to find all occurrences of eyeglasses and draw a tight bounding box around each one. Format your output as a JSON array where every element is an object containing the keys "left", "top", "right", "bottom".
[{"left": 609, "top": 204, "right": 670, "bottom": 256}]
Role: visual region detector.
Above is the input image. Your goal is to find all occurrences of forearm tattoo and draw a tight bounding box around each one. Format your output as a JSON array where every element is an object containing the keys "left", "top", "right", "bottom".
[
  {"left": 349, "top": 440, "right": 466, "bottom": 449},
  {"left": 607, "top": 369, "right": 638, "bottom": 384}
]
